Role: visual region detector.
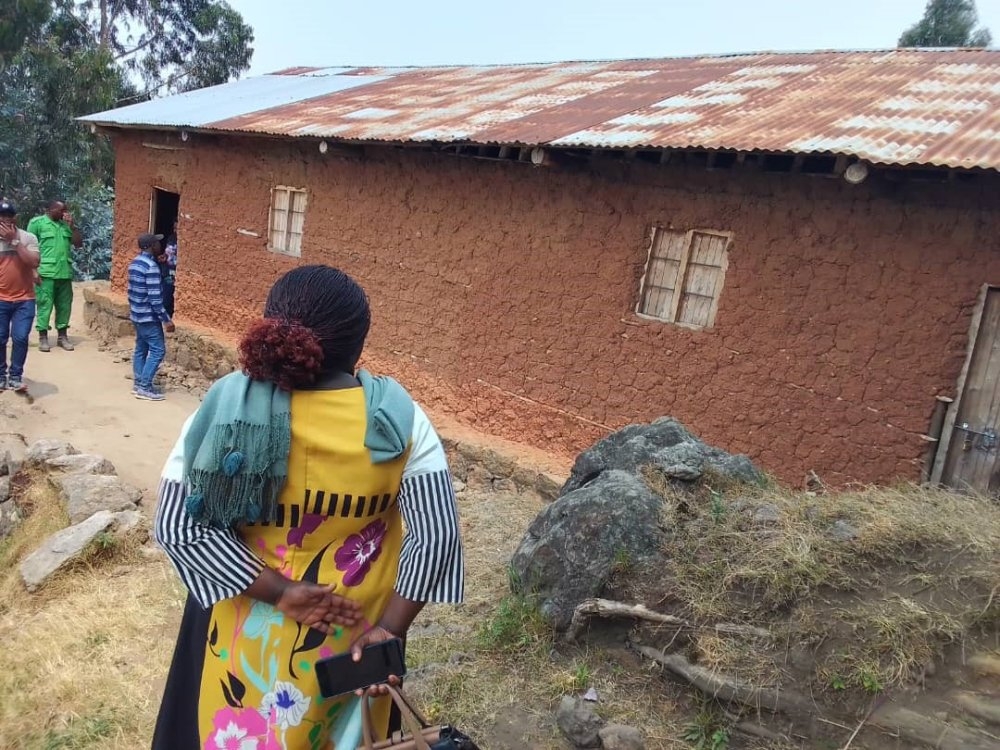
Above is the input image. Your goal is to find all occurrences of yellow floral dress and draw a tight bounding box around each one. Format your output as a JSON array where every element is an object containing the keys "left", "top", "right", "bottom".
[{"left": 152, "top": 386, "right": 464, "bottom": 750}]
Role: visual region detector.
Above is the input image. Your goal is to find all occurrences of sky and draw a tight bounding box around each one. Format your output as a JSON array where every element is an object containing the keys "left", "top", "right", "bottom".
[{"left": 234, "top": 0, "right": 1000, "bottom": 76}]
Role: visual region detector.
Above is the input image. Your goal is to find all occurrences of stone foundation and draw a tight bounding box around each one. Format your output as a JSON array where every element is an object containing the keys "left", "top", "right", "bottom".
[
  {"left": 83, "top": 283, "right": 566, "bottom": 499},
  {"left": 83, "top": 284, "right": 240, "bottom": 383}
]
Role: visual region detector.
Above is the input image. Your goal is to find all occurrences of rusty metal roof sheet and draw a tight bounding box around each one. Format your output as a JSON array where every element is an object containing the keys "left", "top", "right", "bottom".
[{"left": 80, "top": 50, "right": 1000, "bottom": 171}]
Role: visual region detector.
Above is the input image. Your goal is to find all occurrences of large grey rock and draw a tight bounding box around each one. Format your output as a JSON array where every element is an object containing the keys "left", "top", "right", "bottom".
[
  {"left": 0, "top": 433, "right": 27, "bottom": 476},
  {"left": 561, "top": 418, "right": 762, "bottom": 495},
  {"left": 54, "top": 474, "right": 141, "bottom": 524},
  {"left": 0, "top": 477, "right": 14, "bottom": 538},
  {"left": 26, "top": 439, "right": 78, "bottom": 465},
  {"left": 113, "top": 508, "right": 145, "bottom": 536},
  {"left": 829, "top": 520, "right": 859, "bottom": 542},
  {"left": 599, "top": 725, "right": 645, "bottom": 750},
  {"left": 752, "top": 503, "right": 782, "bottom": 525},
  {"left": 510, "top": 470, "right": 665, "bottom": 629},
  {"left": 556, "top": 696, "right": 605, "bottom": 748},
  {"left": 45, "top": 454, "right": 117, "bottom": 476},
  {"left": 19, "top": 510, "right": 116, "bottom": 591},
  {"left": 0, "top": 499, "right": 20, "bottom": 538}
]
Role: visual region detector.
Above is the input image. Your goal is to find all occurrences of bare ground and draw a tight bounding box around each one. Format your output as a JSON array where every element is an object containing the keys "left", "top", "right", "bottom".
[
  {"left": 1, "top": 299, "right": 684, "bottom": 749},
  {"left": 6, "top": 299, "right": 997, "bottom": 750}
]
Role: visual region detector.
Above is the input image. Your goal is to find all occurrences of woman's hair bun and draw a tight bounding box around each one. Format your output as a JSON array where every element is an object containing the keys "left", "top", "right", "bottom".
[{"left": 238, "top": 318, "right": 324, "bottom": 391}]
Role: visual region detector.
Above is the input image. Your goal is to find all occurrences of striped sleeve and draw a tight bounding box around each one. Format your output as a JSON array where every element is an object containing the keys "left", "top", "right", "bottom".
[
  {"left": 154, "top": 413, "right": 265, "bottom": 608},
  {"left": 395, "top": 404, "right": 465, "bottom": 603}
]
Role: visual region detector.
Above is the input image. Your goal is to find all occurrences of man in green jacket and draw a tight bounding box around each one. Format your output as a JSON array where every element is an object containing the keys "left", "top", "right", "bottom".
[{"left": 28, "top": 200, "right": 82, "bottom": 352}]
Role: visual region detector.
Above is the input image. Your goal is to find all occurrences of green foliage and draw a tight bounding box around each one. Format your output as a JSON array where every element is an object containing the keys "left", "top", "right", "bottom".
[
  {"left": 709, "top": 490, "right": 726, "bottom": 525},
  {"left": 42, "top": 712, "right": 116, "bottom": 749},
  {"left": 682, "top": 701, "right": 731, "bottom": 750},
  {"left": 857, "top": 665, "right": 885, "bottom": 695},
  {"left": 0, "top": 0, "right": 253, "bottom": 279},
  {"left": 476, "top": 594, "right": 549, "bottom": 652},
  {"left": 899, "top": 0, "right": 992, "bottom": 48},
  {"left": 570, "top": 661, "right": 591, "bottom": 691},
  {"left": 70, "top": 0, "right": 255, "bottom": 95},
  {"left": 0, "top": 0, "right": 52, "bottom": 66}
]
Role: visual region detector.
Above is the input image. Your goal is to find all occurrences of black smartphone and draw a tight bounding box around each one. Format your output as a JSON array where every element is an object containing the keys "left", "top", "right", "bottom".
[{"left": 315, "top": 638, "right": 406, "bottom": 699}]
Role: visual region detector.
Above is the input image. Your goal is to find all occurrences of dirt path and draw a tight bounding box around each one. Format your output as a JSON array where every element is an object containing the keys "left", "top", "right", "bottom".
[{"left": 6, "top": 298, "right": 201, "bottom": 497}]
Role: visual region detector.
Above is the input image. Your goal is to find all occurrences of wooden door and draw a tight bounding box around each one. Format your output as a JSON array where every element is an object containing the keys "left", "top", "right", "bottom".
[{"left": 941, "top": 287, "right": 1000, "bottom": 494}]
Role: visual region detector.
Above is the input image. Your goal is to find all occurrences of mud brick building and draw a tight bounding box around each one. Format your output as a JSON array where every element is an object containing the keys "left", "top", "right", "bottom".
[{"left": 82, "top": 50, "right": 1000, "bottom": 489}]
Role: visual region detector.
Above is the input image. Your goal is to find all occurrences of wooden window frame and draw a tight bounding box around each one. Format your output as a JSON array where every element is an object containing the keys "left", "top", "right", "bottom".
[
  {"left": 636, "top": 226, "right": 732, "bottom": 329},
  {"left": 268, "top": 185, "right": 308, "bottom": 257}
]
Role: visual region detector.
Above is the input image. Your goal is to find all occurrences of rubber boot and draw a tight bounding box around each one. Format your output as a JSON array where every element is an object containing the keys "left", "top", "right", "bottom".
[
  {"left": 38, "top": 331, "right": 51, "bottom": 353},
  {"left": 57, "top": 329, "right": 74, "bottom": 351}
]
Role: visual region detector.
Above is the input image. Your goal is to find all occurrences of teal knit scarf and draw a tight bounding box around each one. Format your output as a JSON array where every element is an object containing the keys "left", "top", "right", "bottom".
[{"left": 183, "top": 370, "right": 414, "bottom": 528}]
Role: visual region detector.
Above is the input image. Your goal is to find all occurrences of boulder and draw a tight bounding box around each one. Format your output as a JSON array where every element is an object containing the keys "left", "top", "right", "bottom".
[
  {"left": 599, "top": 725, "right": 645, "bottom": 750},
  {"left": 113, "top": 508, "right": 145, "bottom": 536},
  {"left": 556, "top": 696, "right": 605, "bottom": 748},
  {"left": 19, "top": 510, "right": 116, "bottom": 591},
  {"left": 829, "top": 520, "right": 859, "bottom": 542},
  {"left": 26, "top": 439, "right": 78, "bottom": 465},
  {"left": 0, "top": 477, "right": 14, "bottom": 538},
  {"left": 45, "top": 454, "right": 117, "bottom": 476},
  {"left": 510, "top": 470, "right": 665, "bottom": 629},
  {"left": 0, "top": 498, "right": 19, "bottom": 539},
  {"left": 561, "top": 418, "right": 762, "bottom": 495},
  {"left": 54, "top": 474, "right": 142, "bottom": 524},
  {"left": 0, "top": 432, "right": 27, "bottom": 476}
]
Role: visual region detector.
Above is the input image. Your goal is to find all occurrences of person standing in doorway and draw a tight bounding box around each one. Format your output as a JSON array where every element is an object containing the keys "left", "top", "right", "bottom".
[
  {"left": 0, "top": 201, "right": 41, "bottom": 392},
  {"left": 162, "top": 221, "right": 178, "bottom": 318},
  {"left": 28, "top": 200, "right": 82, "bottom": 352},
  {"left": 128, "top": 233, "right": 175, "bottom": 401}
]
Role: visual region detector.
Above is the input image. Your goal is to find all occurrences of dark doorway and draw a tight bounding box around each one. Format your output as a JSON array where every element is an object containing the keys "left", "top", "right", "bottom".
[
  {"left": 150, "top": 188, "right": 180, "bottom": 317},
  {"left": 151, "top": 188, "right": 179, "bottom": 238}
]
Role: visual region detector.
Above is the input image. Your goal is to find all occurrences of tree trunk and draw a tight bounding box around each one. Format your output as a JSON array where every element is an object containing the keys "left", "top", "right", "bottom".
[{"left": 99, "top": 0, "right": 110, "bottom": 49}]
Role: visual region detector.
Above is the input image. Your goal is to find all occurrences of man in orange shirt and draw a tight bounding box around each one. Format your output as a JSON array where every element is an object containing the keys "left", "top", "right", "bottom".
[{"left": 0, "top": 200, "right": 41, "bottom": 392}]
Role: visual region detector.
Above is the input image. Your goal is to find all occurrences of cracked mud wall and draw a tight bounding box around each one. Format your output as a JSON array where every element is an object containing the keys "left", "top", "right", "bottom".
[{"left": 107, "top": 132, "right": 1000, "bottom": 485}]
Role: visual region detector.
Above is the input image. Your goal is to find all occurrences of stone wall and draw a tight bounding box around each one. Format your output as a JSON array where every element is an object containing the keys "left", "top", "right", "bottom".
[
  {"left": 83, "top": 285, "right": 239, "bottom": 382},
  {"left": 104, "top": 131, "right": 1000, "bottom": 485},
  {"left": 83, "top": 283, "right": 565, "bottom": 499}
]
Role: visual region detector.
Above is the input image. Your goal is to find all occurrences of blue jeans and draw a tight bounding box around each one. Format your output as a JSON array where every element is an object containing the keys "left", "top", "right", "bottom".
[
  {"left": 0, "top": 299, "right": 36, "bottom": 379},
  {"left": 133, "top": 321, "right": 166, "bottom": 389}
]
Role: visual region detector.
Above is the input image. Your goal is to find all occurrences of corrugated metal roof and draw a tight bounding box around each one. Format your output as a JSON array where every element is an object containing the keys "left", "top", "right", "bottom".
[{"left": 80, "top": 50, "right": 1000, "bottom": 171}]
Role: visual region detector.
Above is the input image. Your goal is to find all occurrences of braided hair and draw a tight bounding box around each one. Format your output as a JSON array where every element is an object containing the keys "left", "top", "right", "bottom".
[{"left": 239, "top": 265, "right": 371, "bottom": 391}]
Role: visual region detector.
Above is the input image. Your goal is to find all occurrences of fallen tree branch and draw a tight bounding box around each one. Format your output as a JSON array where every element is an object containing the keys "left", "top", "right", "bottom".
[
  {"left": 841, "top": 695, "right": 886, "bottom": 750},
  {"left": 636, "top": 646, "right": 813, "bottom": 715},
  {"left": 870, "top": 705, "right": 1000, "bottom": 750},
  {"left": 713, "top": 622, "right": 775, "bottom": 641},
  {"left": 566, "top": 598, "right": 778, "bottom": 645},
  {"left": 734, "top": 721, "right": 790, "bottom": 743},
  {"left": 565, "top": 598, "right": 689, "bottom": 642}
]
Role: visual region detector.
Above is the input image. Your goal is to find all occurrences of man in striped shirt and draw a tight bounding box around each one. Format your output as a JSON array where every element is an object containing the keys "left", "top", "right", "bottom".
[{"left": 128, "top": 233, "right": 175, "bottom": 401}]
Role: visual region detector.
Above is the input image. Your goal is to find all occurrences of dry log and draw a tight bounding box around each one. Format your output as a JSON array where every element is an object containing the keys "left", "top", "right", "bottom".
[
  {"left": 565, "top": 598, "right": 688, "bottom": 642},
  {"left": 952, "top": 692, "right": 1000, "bottom": 730},
  {"left": 636, "top": 646, "right": 813, "bottom": 715},
  {"left": 870, "top": 705, "right": 1000, "bottom": 750},
  {"left": 734, "top": 721, "right": 790, "bottom": 743},
  {"left": 713, "top": 622, "right": 774, "bottom": 640}
]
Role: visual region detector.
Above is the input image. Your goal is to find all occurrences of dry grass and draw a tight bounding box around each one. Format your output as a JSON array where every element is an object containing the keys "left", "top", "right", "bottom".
[
  {"left": 0, "top": 473, "right": 693, "bottom": 750},
  {"left": 0, "top": 476, "right": 186, "bottom": 750},
  {"left": 0, "top": 471, "right": 69, "bottom": 615},
  {"left": 402, "top": 488, "right": 692, "bottom": 749},
  {"left": 639, "top": 466, "right": 1000, "bottom": 700},
  {"left": 4, "top": 462, "right": 995, "bottom": 749}
]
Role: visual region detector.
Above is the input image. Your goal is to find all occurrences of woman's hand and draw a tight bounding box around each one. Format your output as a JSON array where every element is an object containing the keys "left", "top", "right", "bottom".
[
  {"left": 275, "top": 581, "right": 362, "bottom": 633},
  {"left": 351, "top": 625, "right": 403, "bottom": 696}
]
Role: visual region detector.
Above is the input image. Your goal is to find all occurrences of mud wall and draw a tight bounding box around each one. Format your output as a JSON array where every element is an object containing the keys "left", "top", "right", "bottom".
[{"left": 108, "top": 131, "right": 1000, "bottom": 485}]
